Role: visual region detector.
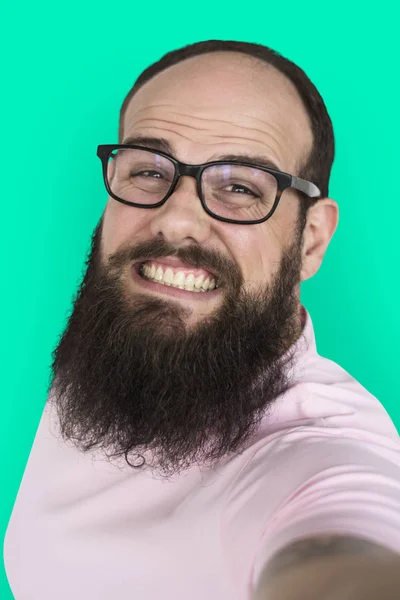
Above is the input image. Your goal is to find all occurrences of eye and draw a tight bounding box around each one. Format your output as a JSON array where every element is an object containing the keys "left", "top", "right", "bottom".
[
  {"left": 225, "top": 183, "right": 260, "bottom": 197},
  {"left": 132, "top": 169, "right": 163, "bottom": 179}
]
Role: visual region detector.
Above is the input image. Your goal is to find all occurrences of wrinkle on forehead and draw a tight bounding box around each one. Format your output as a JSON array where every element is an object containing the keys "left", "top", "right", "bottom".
[
  {"left": 126, "top": 110, "right": 297, "bottom": 173},
  {"left": 132, "top": 105, "right": 287, "bottom": 143},
  {"left": 132, "top": 124, "right": 285, "bottom": 169},
  {"left": 132, "top": 104, "right": 286, "bottom": 132}
]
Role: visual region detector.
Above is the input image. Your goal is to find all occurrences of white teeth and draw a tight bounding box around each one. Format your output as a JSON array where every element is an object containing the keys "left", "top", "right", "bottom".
[
  {"left": 141, "top": 262, "right": 217, "bottom": 292},
  {"left": 163, "top": 268, "right": 174, "bottom": 285},
  {"left": 172, "top": 271, "right": 185, "bottom": 287},
  {"left": 184, "top": 273, "right": 195, "bottom": 291},
  {"left": 194, "top": 274, "right": 204, "bottom": 289}
]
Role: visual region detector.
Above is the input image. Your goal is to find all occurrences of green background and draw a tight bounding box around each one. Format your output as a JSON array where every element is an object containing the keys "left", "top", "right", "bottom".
[{"left": 1, "top": 1, "right": 399, "bottom": 597}]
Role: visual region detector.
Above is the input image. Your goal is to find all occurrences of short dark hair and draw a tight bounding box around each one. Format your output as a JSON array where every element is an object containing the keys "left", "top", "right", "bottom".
[{"left": 119, "top": 40, "right": 335, "bottom": 227}]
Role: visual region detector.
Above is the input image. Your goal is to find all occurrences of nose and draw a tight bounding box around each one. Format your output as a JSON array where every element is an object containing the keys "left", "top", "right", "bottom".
[{"left": 149, "top": 175, "right": 212, "bottom": 246}]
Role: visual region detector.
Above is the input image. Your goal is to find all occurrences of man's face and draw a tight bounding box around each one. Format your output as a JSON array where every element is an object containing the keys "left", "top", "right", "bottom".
[
  {"left": 103, "top": 53, "right": 313, "bottom": 326},
  {"left": 50, "top": 53, "right": 322, "bottom": 477}
]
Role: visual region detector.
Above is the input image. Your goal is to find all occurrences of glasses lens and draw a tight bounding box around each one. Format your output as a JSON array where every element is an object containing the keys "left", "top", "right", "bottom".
[
  {"left": 107, "top": 148, "right": 175, "bottom": 205},
  {"left": 202, "top": 164, "right": 278, "bottom": 221}
]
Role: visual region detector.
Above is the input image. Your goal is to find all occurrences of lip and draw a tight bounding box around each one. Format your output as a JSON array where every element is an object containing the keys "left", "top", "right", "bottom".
[{"left": 130, "top": 263, "right": 220, "bottom": 302}]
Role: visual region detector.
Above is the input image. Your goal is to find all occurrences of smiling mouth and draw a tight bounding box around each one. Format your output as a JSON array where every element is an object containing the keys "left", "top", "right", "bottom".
[{"left": 138, "top": 260, "right": 219, "bottom": 293}]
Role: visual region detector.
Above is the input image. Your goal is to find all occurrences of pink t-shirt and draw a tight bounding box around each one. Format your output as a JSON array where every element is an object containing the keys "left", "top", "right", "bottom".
[{"left": 4, "top": 305, "right": 400, "bottom": 600}]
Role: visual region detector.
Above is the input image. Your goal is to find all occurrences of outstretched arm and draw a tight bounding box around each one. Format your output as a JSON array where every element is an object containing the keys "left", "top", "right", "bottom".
[{"left": 253, "top": 534, "right": 400, "bottom": 600}]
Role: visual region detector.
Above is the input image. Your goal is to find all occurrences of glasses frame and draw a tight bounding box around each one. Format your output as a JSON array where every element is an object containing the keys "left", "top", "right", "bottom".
[{"left": 97, "top": 144, "right": 321, "bottom": 225}]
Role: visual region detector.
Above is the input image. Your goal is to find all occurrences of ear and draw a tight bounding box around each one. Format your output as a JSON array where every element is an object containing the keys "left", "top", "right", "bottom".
[{"left": 300, "top": 198, "right": 339, "bottom": 282}]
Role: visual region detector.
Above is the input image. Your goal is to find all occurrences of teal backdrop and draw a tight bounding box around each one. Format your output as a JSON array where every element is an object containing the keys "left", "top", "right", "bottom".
[{"left": 1, "top": 1, "right": 399, "bottom": 597}]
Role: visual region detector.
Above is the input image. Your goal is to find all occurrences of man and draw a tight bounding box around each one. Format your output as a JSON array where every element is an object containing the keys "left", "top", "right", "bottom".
[{"left": 4, "top": 40, "right": 400, "bottom": 600}]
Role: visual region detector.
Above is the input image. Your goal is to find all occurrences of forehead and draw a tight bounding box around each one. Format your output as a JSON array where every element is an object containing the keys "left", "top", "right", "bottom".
[{"left": 122, "top": 52, "right": 313, "bottom": 174}]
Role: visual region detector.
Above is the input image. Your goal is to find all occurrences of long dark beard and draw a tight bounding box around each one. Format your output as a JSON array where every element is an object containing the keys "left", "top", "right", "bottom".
[{"left": 49, "top": 218, "right": 304, "bottom": 478}]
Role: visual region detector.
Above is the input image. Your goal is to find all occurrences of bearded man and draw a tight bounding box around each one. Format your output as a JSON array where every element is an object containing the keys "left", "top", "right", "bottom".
[{"left": 4, "top": 40, "right": 400, "bottom": 600}]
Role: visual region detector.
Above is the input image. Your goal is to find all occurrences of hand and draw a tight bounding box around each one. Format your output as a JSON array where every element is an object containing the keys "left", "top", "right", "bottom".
[
  {"left": 254, "top": 554, "right": 400, "bottom": 600},
  {"left": 322, "top": 557, "right": 400, "bottom": 600}
]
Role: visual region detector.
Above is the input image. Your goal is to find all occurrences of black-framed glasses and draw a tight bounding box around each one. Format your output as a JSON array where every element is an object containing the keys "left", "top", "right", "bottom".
[{"left": 97, "top": 144, "right": 321, "bottom": 225}]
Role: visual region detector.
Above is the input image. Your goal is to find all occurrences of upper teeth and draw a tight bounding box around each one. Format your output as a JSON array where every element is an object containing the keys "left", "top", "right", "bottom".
[{"left": 141, "top": 263, "right": 217, "bottom": 292}]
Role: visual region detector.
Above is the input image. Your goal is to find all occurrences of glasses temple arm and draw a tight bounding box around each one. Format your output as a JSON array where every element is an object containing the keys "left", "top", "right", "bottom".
[{"left": 291, "top": 175, "right": 321, "bottom": 199}]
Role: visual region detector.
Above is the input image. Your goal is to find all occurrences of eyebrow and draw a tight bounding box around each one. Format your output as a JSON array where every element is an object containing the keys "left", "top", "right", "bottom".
[
  {"left": 121, "top": 135, "right": 283, "bottom": 172},
  {"left": 122, "top": 135, "right": 174, "bottom": 154},
  {"left": 217, "top": 153, "right": 282, "bottom": 172}
]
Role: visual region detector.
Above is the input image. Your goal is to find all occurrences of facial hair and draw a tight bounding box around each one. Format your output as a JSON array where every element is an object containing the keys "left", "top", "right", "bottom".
[{"left": 48, "top": 214, "right": 305, "bottom": 478}]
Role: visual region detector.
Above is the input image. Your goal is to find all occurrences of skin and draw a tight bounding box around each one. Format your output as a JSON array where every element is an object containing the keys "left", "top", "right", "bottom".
[
  {"left": 49, "top": 52, "right": 339, "bottom": 476},
  {"left": 103, "top": 52, "right": 338, "bottom": 327}
]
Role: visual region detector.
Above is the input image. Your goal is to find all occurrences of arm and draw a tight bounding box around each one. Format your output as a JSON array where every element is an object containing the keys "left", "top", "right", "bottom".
[{"left": 253, "top": 534, "right": 400, "bottom": 600}]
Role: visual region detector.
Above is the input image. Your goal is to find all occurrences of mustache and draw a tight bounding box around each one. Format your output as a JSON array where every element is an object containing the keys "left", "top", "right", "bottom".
[{"left": 107, "top": 236, "right": 243, "bottom": 292}]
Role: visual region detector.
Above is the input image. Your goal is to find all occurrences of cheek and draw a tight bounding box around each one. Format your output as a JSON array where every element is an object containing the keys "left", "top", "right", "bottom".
[
  {"left": 102, "top": 200, "right": 152, "bottom": 257},
  {"left": 231, "top": 228, "right": 282, "bottom": 289}
]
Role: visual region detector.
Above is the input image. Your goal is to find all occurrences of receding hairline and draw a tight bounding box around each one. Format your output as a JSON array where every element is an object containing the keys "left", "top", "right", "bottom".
[
  {"left": 132, "top": 49, "right": 281, "bottom": 84},
  {"left": 120, "top": 50, "right": 311, "bottom": 145}
]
